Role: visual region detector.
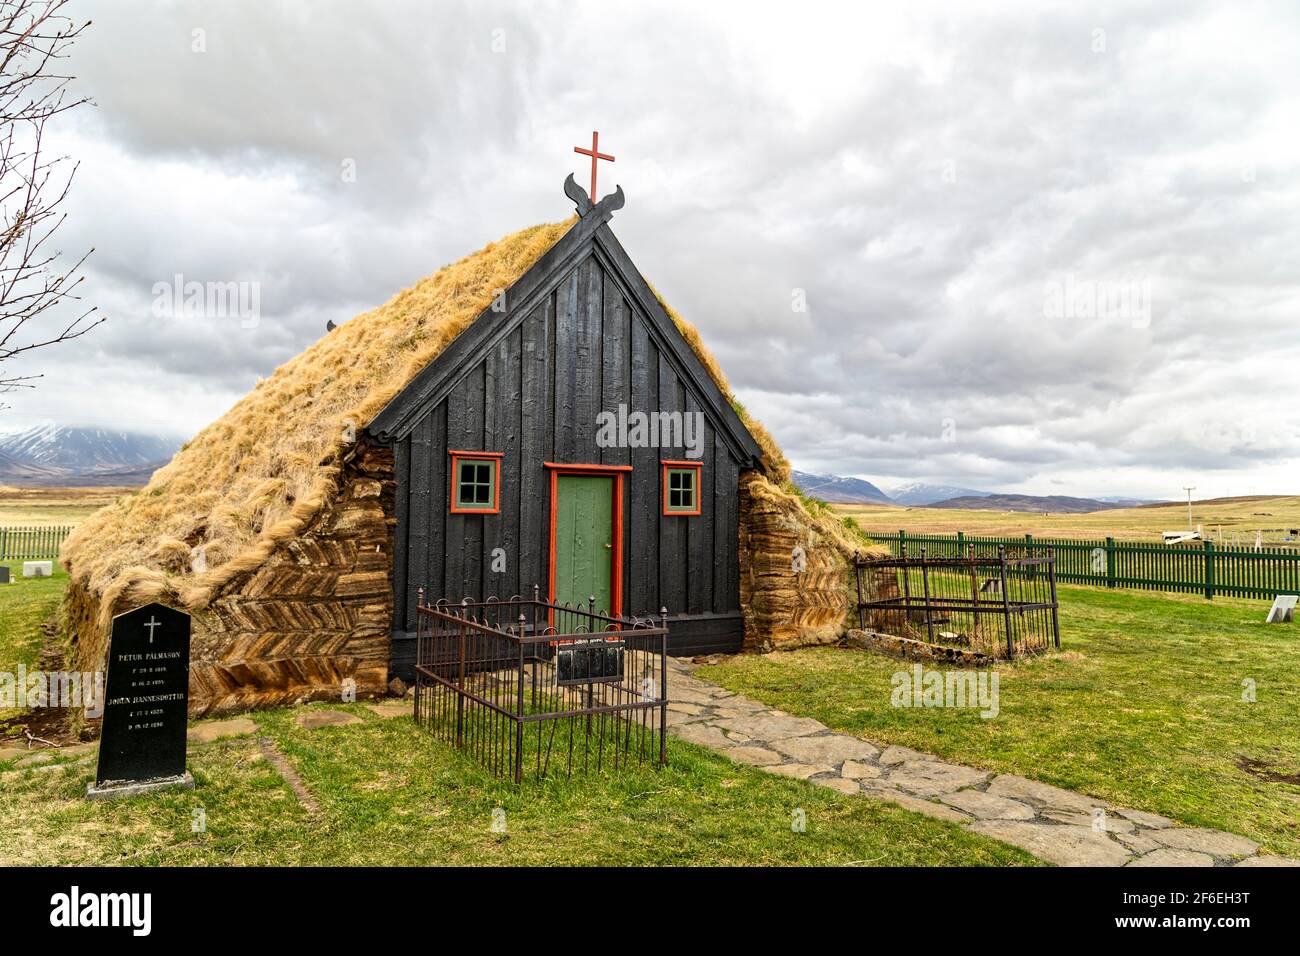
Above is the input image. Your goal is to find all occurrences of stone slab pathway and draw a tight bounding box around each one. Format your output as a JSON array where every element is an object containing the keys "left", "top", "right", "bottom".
[{"left": 665, "top": 658, "right": 1298, "bottom": 867}]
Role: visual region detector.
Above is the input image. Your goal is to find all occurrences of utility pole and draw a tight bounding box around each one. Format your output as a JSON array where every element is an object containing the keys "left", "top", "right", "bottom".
[{"left": 1182, "top": 486, "right": 1196, "bottom": 529}]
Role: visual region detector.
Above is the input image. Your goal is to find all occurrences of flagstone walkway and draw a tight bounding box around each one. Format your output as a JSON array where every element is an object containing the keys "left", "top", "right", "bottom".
[{"left": 664, "top": 658, "right": 1297, "bottom": 868}]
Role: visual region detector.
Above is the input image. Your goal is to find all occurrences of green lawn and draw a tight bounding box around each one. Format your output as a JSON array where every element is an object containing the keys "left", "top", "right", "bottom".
[
  {"left": 0, "top": 561, "right": 1040, "bottom": 867},
  {"left": 699, "top": 584, "right": 1300, "bottom": 857},
  {"left": 0, "top": 703, "right": 1038, "bottom": 866},
  {"left": 0, "top": 560, "right": 66, "bottom": 672}
]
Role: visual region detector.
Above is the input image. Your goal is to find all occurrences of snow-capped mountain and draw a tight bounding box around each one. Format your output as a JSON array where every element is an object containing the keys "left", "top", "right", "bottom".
[
  {"left": 0, "top": 424, "right": 180, "bottom": 484},
  {"left": 791, "top": 471, "right": 893, "bottom": 504},
  {"left": 883, "top": 482, "right": 994, "bottom": 506}
]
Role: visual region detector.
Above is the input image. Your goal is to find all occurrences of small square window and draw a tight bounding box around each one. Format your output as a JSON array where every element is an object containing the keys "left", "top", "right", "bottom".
[
  {"left": 662, "top": 462, "right": 702, "bottom": 516},
  {"left": 450, "top": 453, "right": 501, "bottom": 513}
]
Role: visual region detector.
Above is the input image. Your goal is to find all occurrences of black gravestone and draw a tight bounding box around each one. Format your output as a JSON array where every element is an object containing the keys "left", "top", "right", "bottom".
[
  {"left": 0, "top": 566, "right": 9, "bottom": 584},
  {"left": 87, "top": 603, "right": 194, "bottom": 799}
]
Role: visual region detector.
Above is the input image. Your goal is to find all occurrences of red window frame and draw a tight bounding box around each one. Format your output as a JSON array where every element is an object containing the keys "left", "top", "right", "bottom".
[
  {"left": 661, "top": 460, "right": 703, "bottom": 516},
  {"left": 449, "top": 450, "right": 503, "bottom": 514}
]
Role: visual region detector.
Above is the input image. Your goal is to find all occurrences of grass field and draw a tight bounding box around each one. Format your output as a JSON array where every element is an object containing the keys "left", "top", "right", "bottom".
[
  {"left": 699, "top": 584, "right": 1300, "bottom": 858},
  {"left": 0, "top": 485, "right": 131, "bottom": 527},
  {"left": 0, "top": 565, "right": 1038, "bottom": 867},
  {"left": 0, "top": 703, "right": 1038, "bottom": 866},
  {"left": 0, "top": 560, "right": 66, "bottom": 672},
  {"left": 837, "top": 494, "right": 1300, "bottom": 544}
]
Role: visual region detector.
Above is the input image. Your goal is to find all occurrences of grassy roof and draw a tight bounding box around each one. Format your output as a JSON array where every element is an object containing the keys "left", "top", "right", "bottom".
[{"left": 61, "top": 217, "right": 794, "bottom": 624}]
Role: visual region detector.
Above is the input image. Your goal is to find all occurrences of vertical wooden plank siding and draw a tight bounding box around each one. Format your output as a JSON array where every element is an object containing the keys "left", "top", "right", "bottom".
[{"left": 385, "top": 252, "right": 750, "bottom": 654}]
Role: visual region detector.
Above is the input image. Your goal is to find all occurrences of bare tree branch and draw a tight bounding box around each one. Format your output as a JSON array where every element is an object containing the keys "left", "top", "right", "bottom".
[{"left": 0, "top": 0, "right": 101, "bottom": 393}]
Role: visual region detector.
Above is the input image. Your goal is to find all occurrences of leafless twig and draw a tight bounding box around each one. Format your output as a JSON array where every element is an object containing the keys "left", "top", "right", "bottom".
[{"left": 0, "top": 0, "right": 101, "bottom": 392}]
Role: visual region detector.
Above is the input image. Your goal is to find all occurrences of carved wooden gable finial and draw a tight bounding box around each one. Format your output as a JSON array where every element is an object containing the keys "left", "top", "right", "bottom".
[{"left": 566, "top": 130, "right": 625, "bottom": 221}]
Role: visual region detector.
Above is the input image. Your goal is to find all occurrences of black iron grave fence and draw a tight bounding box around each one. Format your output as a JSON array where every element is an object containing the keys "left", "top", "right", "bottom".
[
  {"left": 413, "top": 586, "right": 669, "bottom": 782},
  {"left": 853, "top": 544, "right": 1061, "bottom": 659}
]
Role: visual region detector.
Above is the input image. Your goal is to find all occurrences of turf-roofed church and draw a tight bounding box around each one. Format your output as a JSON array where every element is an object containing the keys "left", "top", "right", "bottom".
[{"left": 62, "top": 165, "right": 868, "bottom": 716}]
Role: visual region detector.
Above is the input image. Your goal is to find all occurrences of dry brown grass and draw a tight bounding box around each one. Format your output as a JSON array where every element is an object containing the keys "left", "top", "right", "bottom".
[
  {"left": 835, "top": 495, "right": 1300, "bottom": 543},
  {"left": 63, "top": 221, "right": 576, "bottom": 630},
  {"left": 0, "top": 485, "right": 134, "bottom": 526},
  {"left": 60, "top": 219, "right": 805, "bottom": 637}
]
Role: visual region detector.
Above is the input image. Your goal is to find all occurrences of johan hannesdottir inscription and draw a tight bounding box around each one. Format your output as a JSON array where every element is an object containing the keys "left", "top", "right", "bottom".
[{"left": 87, "top": 603, "right": 194, "bottom": 799}]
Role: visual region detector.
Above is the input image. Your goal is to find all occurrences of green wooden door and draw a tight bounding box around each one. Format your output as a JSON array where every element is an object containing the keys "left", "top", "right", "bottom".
[{"left": 553, "top": 475, "right": 614, "bottom": 612}]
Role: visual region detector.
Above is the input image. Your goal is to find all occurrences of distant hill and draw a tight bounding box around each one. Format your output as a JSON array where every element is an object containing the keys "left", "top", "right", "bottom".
[
  {"left": 885, "top": 482, "right": 993, "bottom": 506},
  {"left": 0, "top": 425, "right": 178, "bottom": 486},
  {"left": 929, "top": 494, "right": 1129, "bottom": 514},
  {"left": 791, "top": 471, "right": 893, "bottom": 504}
]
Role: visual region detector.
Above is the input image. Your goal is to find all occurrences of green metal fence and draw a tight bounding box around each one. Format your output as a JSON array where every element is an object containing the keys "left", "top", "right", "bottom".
[
  {"left": 0, "top": 525, "right": 72, "bottom": 561},
  {"left": 867, "top": 530, "right": 1300, "bottom": 601}
]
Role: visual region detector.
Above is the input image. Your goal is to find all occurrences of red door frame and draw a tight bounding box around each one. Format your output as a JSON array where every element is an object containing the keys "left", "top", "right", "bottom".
[{"left": 544, "top": 462, "right": 631, "bottom": 618}]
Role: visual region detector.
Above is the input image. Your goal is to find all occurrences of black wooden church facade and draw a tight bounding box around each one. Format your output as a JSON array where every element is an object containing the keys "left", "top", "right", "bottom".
[{"left": 369, "top": 186, "right": 764, "bottom": 668}]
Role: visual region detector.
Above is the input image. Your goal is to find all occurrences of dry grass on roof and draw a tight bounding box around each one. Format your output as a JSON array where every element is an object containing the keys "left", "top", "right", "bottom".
[
  {"left": 60, "top": 202, "right": 885, "bottom": 667},
  {"left": 60, "top": 216, "right": 804, "bottom": 633},
  {"left": 61, "top": 220, "right": 575, "bottom": 623}
]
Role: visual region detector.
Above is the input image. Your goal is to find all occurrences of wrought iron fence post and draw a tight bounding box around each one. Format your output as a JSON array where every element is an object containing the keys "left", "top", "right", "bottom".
[
  {"left": 659, "top": 606, "right": 669, "bottom": 767},
  {"left": 919, "top": 547, "right": 935, "bottom": 643},
  {"left": 515, "top": 613, "right": 526, "bottom": 784},
  {"left": 853, "top": 551, "right": 865, "bottom": 630},
  {"left": 1047, "top": 548, "right": 1061, "bottom": 649},
  {"left": 1105, "top": 536, "right": 1116, "bottom": 588},
  {"left": 414, "top": 587, "right": 425, "bottom": 724},
  {"left": 455, "top": 615, "right": 467, "bottom": 748},
  {"left": 898, "top": 529, "right": 906, "bottom": 557},
  {"left": 998, "top": 545, "right": 1015, "bottom": 658}
]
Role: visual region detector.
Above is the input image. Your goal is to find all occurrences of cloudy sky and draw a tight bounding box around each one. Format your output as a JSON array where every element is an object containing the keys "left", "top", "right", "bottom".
[{"left": 3, "top": 0, "right": 1298, "bottom": 499}]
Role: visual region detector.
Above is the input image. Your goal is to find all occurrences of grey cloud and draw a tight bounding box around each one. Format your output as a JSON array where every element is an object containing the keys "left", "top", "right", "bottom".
[{"left": 2, "top": 0, "right": 1296, "bottom": 500}]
